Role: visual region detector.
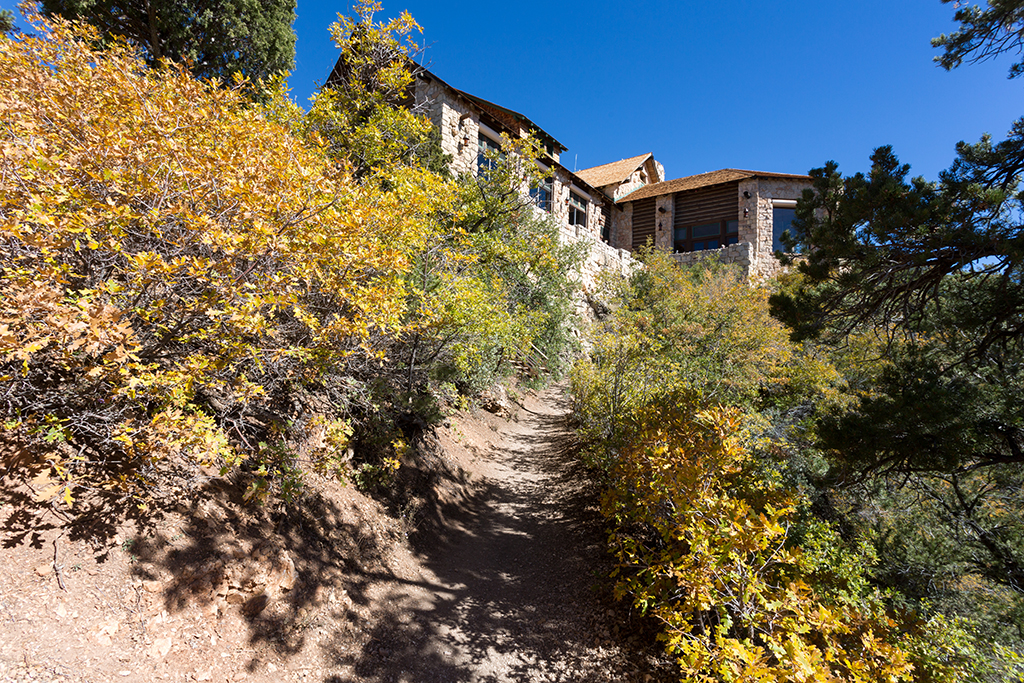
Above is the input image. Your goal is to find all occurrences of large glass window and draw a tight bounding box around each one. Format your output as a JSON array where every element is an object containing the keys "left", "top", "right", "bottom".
[
  {"left": 531, "top": 176, "right": 553, "bottom": 212},
  {"left": 477, "top": 132, "right": 501, "bottom": 176},
  {"left": 773, "top": 206, "right": 797, "bottom": 253},
  {"left": 568, "top": 191, "right": 587, "bottom": 227},
  {"left": 674, "top": 220, "right": 739, "bottom": 253}
]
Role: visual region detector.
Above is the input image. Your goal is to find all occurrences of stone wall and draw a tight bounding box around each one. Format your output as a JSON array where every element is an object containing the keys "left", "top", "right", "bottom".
[
  {"left": 670, "top": 241, "right": 753, "bottom": 272},
  {"left": 742, "top": 177, "right": 809, "bottom": 281},
  {"left": 613, "top": 202, "right": 632, "bottom": 251},
  {"left": 414, "top": 73, "right": 639, "bottom": 297},
  {"left": 654, "top": 194, "right": 673, "bottom": 251},
  {"left": 577, "top": 236, "right": 635, "bottom": 285},
  {"left": 415, "top": 76, "right": 480, "bottom": 176}
]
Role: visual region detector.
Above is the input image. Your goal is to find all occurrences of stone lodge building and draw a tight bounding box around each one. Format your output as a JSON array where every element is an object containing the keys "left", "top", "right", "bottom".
[{"left": 335, "top": 59, "right": 813, "bottom": 281}]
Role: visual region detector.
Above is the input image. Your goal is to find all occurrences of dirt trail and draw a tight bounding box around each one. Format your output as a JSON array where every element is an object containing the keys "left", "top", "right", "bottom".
[
  {"left": 339, "top": 386, "right": 670, "bottom": 683},
  {"left": 0, "top": 386, "right": 673, "bottom": 683}
]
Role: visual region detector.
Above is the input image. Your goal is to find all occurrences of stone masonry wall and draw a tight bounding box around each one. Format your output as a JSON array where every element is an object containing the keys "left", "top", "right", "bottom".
[
  {"left": 614, "top": 202, "right": 632, "bottom": 251},
  {"left": 415, "top": 76, "right": 479, "bottom": 176},
  {"left": 746, "top": 177, "right": 810, "bottom": 281},
  {"left": 415, "top": 74, "right": 639, "bottom": 297},
  {"left": 654, "top": 194, "right": 673, "bottom": 251},
  {"left": 670, "top": 241, "right": 753, "bottom": 274}
]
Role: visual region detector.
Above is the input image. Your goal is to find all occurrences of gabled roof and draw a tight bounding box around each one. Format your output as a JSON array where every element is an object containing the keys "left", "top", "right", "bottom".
[
  {"left": 618, "top": 169, "right": 811, "bottom": 203},
  {"left": 576, "top": 153, "right": 653, "bottom": 188},
  {"left": 326, "top": 57, "right": 568, "bottom": 156},
  {"left": 455, "top": 90, "right": 566, "bottom": 155}
]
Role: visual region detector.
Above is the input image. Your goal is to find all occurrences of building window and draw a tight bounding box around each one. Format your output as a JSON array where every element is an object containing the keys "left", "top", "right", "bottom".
[
  {"left": 772, "top": 202, "right": 797, "bottom": 253},
  {"left": 673, "top": 220, "right": 739, "bottom": 253},
  {"left": 477, "top": 132, "right": 501, "bottom": 176},
  {"left": 531, "top": 176, "right": 553, "bottom": 212},
  {"left": 568, "top": 191, "right": 587, "bottom": 227}
]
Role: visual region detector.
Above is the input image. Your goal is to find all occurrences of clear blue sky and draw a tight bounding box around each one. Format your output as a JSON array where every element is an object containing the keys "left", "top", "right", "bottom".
[{"left": 5, "top": 0, "right": 1021, "bottom": 180}]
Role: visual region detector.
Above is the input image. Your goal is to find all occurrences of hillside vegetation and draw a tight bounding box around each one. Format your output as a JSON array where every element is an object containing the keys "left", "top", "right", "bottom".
[
  {"left": 4, "top": 2, "right": 1024, "bottom": 682},
  {"left": 569, "top": 2, "right": 1024, "bottom": 673},
  {"left": 0, "top": 5, "right": 579, "bottom": 518}
]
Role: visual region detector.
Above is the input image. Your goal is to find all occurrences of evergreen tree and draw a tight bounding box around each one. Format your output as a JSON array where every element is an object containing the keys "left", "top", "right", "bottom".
[
  {"left": 767, "top": 1, "right": 1024, "bottom": 657},
  {"left": 0, "top": 9, "right": 15, "bottom": 35},
  {"left": 40, "top": 0, "right": 296, "bottom": 82},
  {"left": 933, "top": 0, "right": 1024, "bottom": 78}
]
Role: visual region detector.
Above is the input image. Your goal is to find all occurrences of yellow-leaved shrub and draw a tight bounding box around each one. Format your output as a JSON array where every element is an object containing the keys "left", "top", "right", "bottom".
[
  {"left": 573, "top": 254, "right": 973, "bottom": 681},
  {"left": 0, "top": 13, "right": 444, "bottom": 503}
]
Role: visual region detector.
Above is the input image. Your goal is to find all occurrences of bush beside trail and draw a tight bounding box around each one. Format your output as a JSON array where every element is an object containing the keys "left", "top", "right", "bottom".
[
  {"left": 570, "top": 251, "right": 1002, "bottom": 682},
  {"left": 0, "top": 8, "right": 579, "bottom": 519}
]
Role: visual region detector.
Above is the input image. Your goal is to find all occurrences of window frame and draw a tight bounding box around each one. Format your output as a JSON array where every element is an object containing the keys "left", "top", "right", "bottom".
[
  {"left": 568, "top": 190, "right": 587, "bottom": 227},
  {"left": 477, "top": 131, "right": 502, "bottom": 176},
  {"left": 772, "top": 199, "right": 798, "bottom": 253},
  {"left": 673, "top": 219, "right": 739, "bottom": 253},
  {"left": 531, "top": 175, "right": 553, "bottom": 212}
]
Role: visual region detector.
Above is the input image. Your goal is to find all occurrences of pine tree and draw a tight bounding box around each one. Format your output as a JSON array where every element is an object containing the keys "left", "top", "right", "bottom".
[{"left": 40, "top": 0, "right": 296, "bottom": 82}]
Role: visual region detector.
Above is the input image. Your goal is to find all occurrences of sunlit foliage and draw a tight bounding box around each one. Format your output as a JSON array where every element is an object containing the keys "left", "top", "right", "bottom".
[
  {"left": 0, "top": 8, "right": 580, "bottom": 508},
  {"left": 571, "top": 254, "right": 984, "bottom": 681}
]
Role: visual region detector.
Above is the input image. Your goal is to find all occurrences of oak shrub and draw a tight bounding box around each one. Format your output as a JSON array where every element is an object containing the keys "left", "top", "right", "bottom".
[
  {"left": 571, "top": 251, "right": 978, "bottom": 681},
  {"left": 0, "top": 8, "right": 579, "bottom": 508}
]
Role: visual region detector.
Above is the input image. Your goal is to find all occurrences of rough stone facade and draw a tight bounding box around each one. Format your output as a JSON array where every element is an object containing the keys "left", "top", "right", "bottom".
[
  {"left": 654, "top": 195, "right": 673, "bottom": 251},
  {"left": 670, "top": 241, "right": 753, "bottom": 272},
  {"left": 414, "top": 76, "right": 479, "bottom": 177},
  {"left": 407, "top": 66, "right": 810, "bottom": 286},
  {"left": 410, "top": 68, "right": 634, "bottom": 293},
  {"left": 610, "top": 158, "right": 665, "bottom": 202},
  {"left": 617, "top": 172, "right": 812, "bottom": 281},
  {"left": 740, "top": 176, "right": 810, "bottom": 280}
]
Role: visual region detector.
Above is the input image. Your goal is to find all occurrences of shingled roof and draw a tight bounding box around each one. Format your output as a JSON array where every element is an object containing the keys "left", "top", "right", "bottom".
[
  {"left": 618, "top": 169, "right": 811, "bottom": 203},
  {"left": 456, "top": 90, "right": 567, "bottom": 156},
  {"left": 576, "top": 153, "right": 653, "bottom": 188}
]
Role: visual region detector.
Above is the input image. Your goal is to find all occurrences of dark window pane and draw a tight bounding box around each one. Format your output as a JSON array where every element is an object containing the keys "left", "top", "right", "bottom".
[
  {"left": 726, "top": 236, "right": 739, "bottom": 245},
  {"left": 725, "top": 220, "right": 738, "bottom": 235},
  {"left": 531, "top": 176, "right": 552, "bottom": 211},
  {"left": 478, "top": 133, "right": 501, "bottom": 176},
  {"left": 569, "top": 191, "right": 587, "bottom": 226},
  {"left": 773, "top": 207, "right": 797, "bottom": 252},
  {"left": 692, "top": 223, "right": 720, "bottom": 239}
]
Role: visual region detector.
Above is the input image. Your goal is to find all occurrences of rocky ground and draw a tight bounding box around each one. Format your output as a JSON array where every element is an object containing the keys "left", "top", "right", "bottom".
[{"left": 0, "top": 386, "right": 677, "bottom": 682}]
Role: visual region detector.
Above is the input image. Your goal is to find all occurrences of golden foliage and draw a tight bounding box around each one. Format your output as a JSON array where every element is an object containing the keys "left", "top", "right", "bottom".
[
  {"left": 604, "top": 393, "right": 914, "bottom": 682},
  {"left": 0, "top": 12, "right": 442, "bottom": 498}
]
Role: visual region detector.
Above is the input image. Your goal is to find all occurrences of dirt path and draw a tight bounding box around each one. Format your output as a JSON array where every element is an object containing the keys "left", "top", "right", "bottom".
[
  {"left": 0, "top": 386, "right": 674, "bottom": 683},
  {"left": 336, "top": 386, "right": 671, "bottom": 683}
]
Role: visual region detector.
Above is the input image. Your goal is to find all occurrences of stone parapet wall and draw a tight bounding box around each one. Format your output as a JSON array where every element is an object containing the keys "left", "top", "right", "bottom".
[
  {"left": 562, "top": 231, "right": 637, "bottom": 321},
  {"left": 670, "top": 241, "right": 752, "bottom": 273},
  {"left": 578, "top": 236, "right": 635, "bottom": 285}
]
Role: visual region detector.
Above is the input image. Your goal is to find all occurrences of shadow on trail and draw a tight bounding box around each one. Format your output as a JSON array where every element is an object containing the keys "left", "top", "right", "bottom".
[{"left": 325, "top": 393, "right": 641, "bottom": 683}]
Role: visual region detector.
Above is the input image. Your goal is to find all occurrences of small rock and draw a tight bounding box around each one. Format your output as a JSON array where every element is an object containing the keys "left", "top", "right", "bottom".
[
  {"left": 143, "top": 579, "right": 162, "bottom": 593},
  {"left": 195, "top": 670, "right": 212, "bottom": 681},
  {"left": 274, "top": 552, "right": 296, "bottom": 593},
  {"left": 150, "top": 637, "right": 172, "bottom": 659},
  {"left": 34, "top": 563, "right": 52, "bottom": 577}
]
